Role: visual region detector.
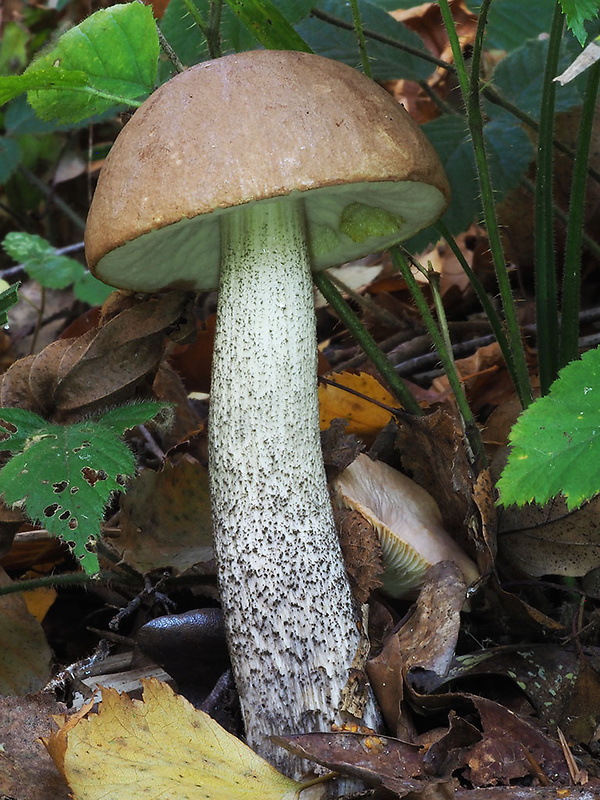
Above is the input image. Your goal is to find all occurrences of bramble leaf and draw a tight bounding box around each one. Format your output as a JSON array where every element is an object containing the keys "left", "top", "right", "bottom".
[
  {"left": 558, "top": 0, "right": 600, "bottom": 45},
  {"left": 0, "top": 403, "right": 165, "bottom": 573},
  {"left": 497, "top": 347, "right": 600, "bottom": 511}
]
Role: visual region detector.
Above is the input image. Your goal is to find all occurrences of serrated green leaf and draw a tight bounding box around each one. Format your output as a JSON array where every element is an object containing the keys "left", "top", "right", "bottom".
[
  {"left": 0, "top": 402, "right": 166, "bottom": 574},
  {"left": 559, "top": 0, "right": 600, "bottom": 45},
  {"left": 97, "top": 402, "right": 167, "bottom": 433},
  {"left": 0, "top": 282, "right": 19, "bottom": 326},
  {"left": 3, "top": 232, "right": 83, "bottom": 289},
  {"left": 22, "top": 3, "right": 159, "bottom": 123},
  {"left": 0, "top": 408, "right": 47, "bottom": 453},
  {"left": 223, "top": 0, "right": 312, "bottom": 51},
  {"left": 498, "top": 347, "right": 600, "bottom": 511}
]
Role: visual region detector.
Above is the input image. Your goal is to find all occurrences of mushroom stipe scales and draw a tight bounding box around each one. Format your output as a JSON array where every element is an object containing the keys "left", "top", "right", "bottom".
[{"left": 85, "top": 50, "right": 450, "bottom": 784}]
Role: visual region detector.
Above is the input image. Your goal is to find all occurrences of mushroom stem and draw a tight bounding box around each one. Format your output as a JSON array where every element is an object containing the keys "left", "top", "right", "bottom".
[{"left": 209, "top": 196, "right": 379, "bottom": 777}]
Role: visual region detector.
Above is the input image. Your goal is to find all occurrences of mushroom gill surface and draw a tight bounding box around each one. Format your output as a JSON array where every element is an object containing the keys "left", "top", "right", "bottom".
[{"left": 332, "top": 454, "right": 479, "bottom": 597}]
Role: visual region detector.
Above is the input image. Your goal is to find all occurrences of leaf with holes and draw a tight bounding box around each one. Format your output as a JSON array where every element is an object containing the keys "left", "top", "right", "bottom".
[{"left": 0, "top": 403, "right": 165, "bottom": 573}]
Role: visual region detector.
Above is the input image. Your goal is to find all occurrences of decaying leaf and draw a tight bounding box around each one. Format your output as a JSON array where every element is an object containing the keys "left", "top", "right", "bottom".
[
  {"left": 0, "top": 565, "right": 52, "bottom": 695},
  {"left": 319, "top": 371, "right": 395, "bottom": 438},
  {"left": 0, "top": 691, "right": 70, "bottom": 800},
  {"left": 498, "top": 494, "right": 600, "bottom": 577},
  {"left": 395, "top": 407, "right": 474, "bottom": 536},
  {"left": 118, "top": 456, "right": 213, "bottom": 573},
  {"left": 0, "top": 291, "right": 191, "bottom": 423},
  {"left": 273, "top": 730, "right": 427, "bottom": 798},
  {"left": 45, "top": 679, "right": 304, "bottom": 800},
  {"left": 367, "top": 562, "right": 465, "bottom": 736},
  {"left": 334, "top": 507, "right": 383, "bottom": 603}
]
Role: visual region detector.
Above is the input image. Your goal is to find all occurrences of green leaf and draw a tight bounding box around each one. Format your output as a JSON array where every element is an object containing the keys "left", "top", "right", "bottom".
[
  {"left": 559, "top": 0, "right": 600, "bottom": 45},
  {"left": 0, "top": 282, "right": 19, "bottom": 326},
  {"left": 419, "top": 115, "right": 533, "bottom": 241},
  {"left": 0, "top": 408, "right": 53, "bottom": 454},
  {"left": 72, "top": 271, "right": 114, "bottom": 306},
  {"left": 487, "top": 35, "right": 586, "bottom": 123},
  {"left": 0, "top": 68, "right": 89, "bottom": 108},
  {"left": 3, "top": 232, "right": 82, "bottom": 289},
  {"left": 97, "top": 401, "right": 168, "bottom": 433},
  {"left": 298, "top": 0, "right": 434, "bottom": 82},
  {"left": 223, "top": 0, "right": 312, "bottom": 51},
  {"left": 0, "top": 137, "right": 21, "bottom": 182},
  {"left": 22, "top": 3, "right": 158, "bottom": 123},
  {"left": 473, "top": 0, "right": 556, "bottom": 52},
  {"left": 497, "top": 347, "right": 600, "bottom": 511},
  {"left": 0, "top": 403, "right": 166, "bottom": 573}
]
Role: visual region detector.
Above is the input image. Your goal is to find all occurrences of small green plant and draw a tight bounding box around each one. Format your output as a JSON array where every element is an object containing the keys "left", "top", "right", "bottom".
[
  {"left": 498, "top": 345, "right": 600, "bottom": 511},
  {"left": 0, "top": 402, "right": 167, "bottom": 573},
  {"left": 3, "top": 232, "right": 112, "bottom": 306}
]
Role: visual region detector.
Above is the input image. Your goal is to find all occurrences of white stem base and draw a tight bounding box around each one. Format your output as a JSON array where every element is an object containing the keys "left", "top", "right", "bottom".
[{"left": 208, "top": 198, "right": 380, "bottom": 780}]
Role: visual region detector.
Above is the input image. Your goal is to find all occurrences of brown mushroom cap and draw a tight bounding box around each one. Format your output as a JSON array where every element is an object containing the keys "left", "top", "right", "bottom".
[{"left": 85, "top": 50, "right": 450, "bottom": 292}]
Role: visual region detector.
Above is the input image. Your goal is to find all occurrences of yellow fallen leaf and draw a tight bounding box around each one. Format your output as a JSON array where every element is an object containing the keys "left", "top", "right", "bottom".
[
  {"left": 45, "top": 678, "right": 303, "bottom": 800},
  {"left": 319, "top": 371, "right": 395, "bottom": 436}
]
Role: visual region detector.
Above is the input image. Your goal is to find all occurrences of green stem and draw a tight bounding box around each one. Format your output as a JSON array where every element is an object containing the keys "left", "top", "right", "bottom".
[
  {"left": 180, "top": 0, "right": 221, "bottom": 58},
  {"left": 559, "top": 61, "right": 600, "bottom": 368},
  {"left": 348, "top": 0, "right": 372, "bottom": 78},
  {"left": 438, "top": 0, "right": 532, "bottom": 408},
  {"left": 534, "top": 2, "right": 563, "bottom": 392},
  {"left": 313, "top": 270, "right": 423, "bottom": 415},
  {"left": 394, "top": 249, "right": 487, "bottom": 470},
  {"left": 0, "top": 571, "right": 115, "bottom": 597},
  {"left": 157, "top": 26, "right": 186, "bottom": 73},
  {"left": 207, "top": 0, "right": 224, "bottom": 58}
]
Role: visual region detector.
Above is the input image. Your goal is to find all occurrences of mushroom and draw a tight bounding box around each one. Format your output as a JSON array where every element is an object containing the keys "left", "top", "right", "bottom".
[
  {"left": 332, "top": 454, "right": 480, "bottom": 597},
  {"left": 84, "top": 50, "right": 450, "bottom": 777}
]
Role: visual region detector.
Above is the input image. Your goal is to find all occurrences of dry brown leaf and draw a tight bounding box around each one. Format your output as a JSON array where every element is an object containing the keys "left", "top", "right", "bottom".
[
  {"left": 319, "top": 372, "right": 395, "bottom": 438},
  {"left": 0, "top": 691, "right": 71, "bottom": 800},
  {"left": 45, "top": 679, "right": 303, "bottom": 800},
  {"left": 0, "top": 565, "right": 52, "bottom": 695},
  {"left": 0, "top": 292, "right": 192, "bottom": 423},
  {"left": 498, "top": 494, "right": 600, "bottom": 578},
  {"left": 334, "top": 507, "right": 383, "bottom": 604},
  {"left": 118, "top": 456, "right": 213, "bottom": 573},
  {"left": 396, "top": 408, "right": 474, "bottom": 543},
  {"left": 396, "top": 561, "right": 465, "bottom": 678}
]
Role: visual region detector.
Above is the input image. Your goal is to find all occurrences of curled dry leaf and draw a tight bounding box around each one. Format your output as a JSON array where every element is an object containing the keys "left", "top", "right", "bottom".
[
  {"left": 332, "top": 454, "right": 479, "bottom": 597},
  {"left": 44, "top": 679, "right": 303, "bottom": 800},
  {"left": 367, "top": 562, "right": 465, "bottom": 736},
  {"left": 0, "top": 291, "right": 192, "bottom": 423}
]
